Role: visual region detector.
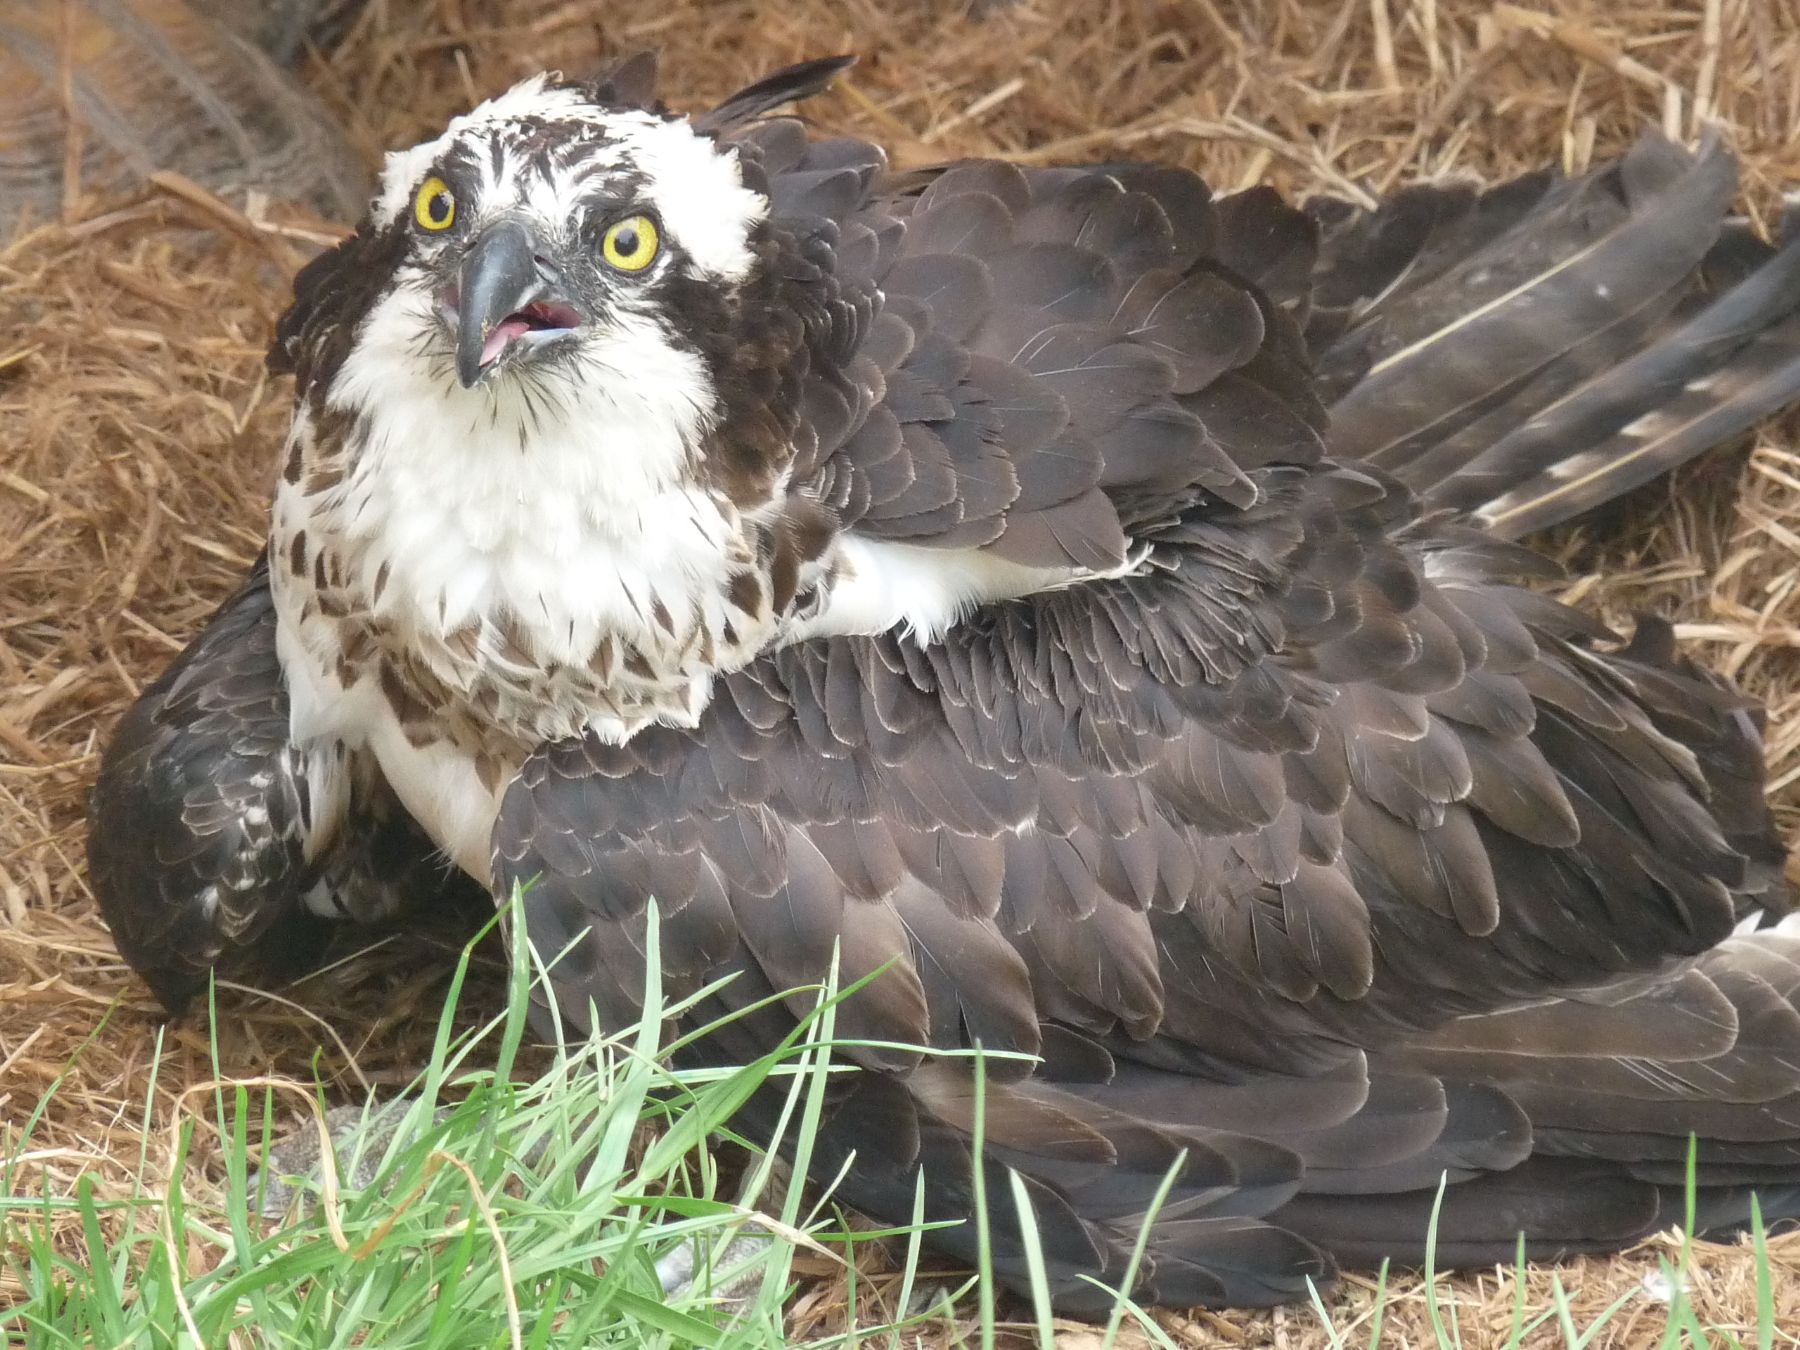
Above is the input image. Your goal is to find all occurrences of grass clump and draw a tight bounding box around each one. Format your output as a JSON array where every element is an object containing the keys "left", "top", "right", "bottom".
[
  {"left": 2, "top": 898, "right": 1791, "bottom": 1348},
  {"left": 1, "top": 901, "right": 939, "bottom": 1348}
]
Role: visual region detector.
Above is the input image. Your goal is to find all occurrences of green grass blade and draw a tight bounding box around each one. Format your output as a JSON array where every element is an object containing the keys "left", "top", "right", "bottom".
[
  {"left": 1751, "top": 1194, "right": 1774, "bottom": 1350},
  {"left": 1305, "top": 1276, "right": 1350, "bottom": 1350},
  {"left": 1006, "top": 1168, "right": 1057, "bottom": 1350},
  {"left": 1423, "top": 1171, "right": 1452, "bottom": 1348}
]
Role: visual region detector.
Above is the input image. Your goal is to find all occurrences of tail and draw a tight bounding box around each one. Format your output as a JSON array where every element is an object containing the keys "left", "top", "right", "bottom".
[
  {"left": 1305, "top": 132, "right": 1800, "bottom": 537},
  {"left": 804, "top": 932, "right": 1800, "bottom": 1310},
  {"left": 1271, "top": 930, "right": 1800, "bottom": 1267}
]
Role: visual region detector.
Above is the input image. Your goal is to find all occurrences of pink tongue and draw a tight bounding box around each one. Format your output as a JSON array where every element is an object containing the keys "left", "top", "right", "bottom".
[{"left": 480, "top": 316, "right": 532, "bottom": 367}]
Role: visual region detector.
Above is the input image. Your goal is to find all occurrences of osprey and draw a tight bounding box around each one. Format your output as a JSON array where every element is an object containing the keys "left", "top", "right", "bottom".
[{"left": 91, "top": 54, "right": 1800, "bottom": 1313}]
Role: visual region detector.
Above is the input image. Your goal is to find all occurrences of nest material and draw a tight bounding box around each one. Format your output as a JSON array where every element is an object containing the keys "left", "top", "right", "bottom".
[{"left": 5, "top": 0, "right": 1800, "bottom": 1339}]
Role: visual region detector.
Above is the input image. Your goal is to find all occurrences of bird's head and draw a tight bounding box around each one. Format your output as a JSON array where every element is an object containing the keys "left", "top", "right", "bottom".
[
  {"left": 367, "top": 70, "right": 767, "bottom": 391},
  {"left": 272, "top": 54, "right": 856, "bottom": 498}
]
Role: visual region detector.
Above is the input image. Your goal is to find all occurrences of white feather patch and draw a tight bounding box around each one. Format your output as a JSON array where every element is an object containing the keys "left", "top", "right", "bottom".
[
  {"left": 795, "top": 536, "right": 1103, "bottom": 644},
  {"left": 278, "top": 609, "right": 505, "bottom": 885},
  {"left": 369, "top": 78, "right": 766, "bottom": 284},
  {"left": 601, "top": 111, "right": 764, "bottom": 281},
  {"left": 313, "top": 284, "right": 742, "bottom": 670},
  {"left": 374, "top": 75, "right": 596, "bottom": 224}
]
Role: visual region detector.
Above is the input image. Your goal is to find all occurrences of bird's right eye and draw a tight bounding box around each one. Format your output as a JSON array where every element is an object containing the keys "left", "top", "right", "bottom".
[{"left": 414, "top": 177, "right": 456, "bottom": 232}]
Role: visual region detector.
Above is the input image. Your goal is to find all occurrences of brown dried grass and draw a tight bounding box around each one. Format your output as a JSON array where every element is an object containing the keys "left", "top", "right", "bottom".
[{"left": 6, "top": 0, "right": 1800, "bottom": 1342}]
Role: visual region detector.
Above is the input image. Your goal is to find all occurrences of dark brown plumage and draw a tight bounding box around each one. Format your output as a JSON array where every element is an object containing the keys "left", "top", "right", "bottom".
[
  {"left": 89, "top": 56, "right": 1800, "bottom": 1317},
  {"left": 88, "top": 559, "right": 484, "bottom": 1009},
  {"left": 1306, "top": 134, "right": 1800, "bottom": 535},
  {"left": 88, "top": 559, "right": 330, "bottom": 1009}
]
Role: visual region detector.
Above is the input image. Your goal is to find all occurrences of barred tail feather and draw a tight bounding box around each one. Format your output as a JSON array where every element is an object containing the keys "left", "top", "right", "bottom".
[{"left": 1309, "top": 133, "right": 1800, "bottom": 537}]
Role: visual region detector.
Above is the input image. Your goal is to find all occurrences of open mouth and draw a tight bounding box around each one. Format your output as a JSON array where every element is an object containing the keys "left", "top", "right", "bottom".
[
  {"left": 448, "top": 220, "right": 588, "bottom": 387},
  {"left": 478, "top": 299, "right": 582, "bottom": 369}
]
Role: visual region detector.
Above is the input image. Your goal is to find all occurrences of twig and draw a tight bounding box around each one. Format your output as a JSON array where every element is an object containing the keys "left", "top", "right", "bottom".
[
  {"left": 1693, "top": 0, "right": 1723, "bottom": 132},
  {"left": 1420, "top": 0, "right": 1441, "bottom": 82},
  {"left": 149, "top": 172, "right": 306, "bottom": 272},
  {"left": 1369, "top": 0, "right": 1400, "bottom": 92},
  {"left": 1375, "top": 38, "right": 1515, "bottom": 193},
  {"left": 1139, "top": 117, "right": 1379, "bottom": 208},
  {"left": 58, "top": 0, "right": 83, "bottom": 225},
  {"left": 924, "top": 77, "right": 1025, "bottom": 145},
  {"left": 1494, "top": 4, "right": 1682, "bottom": 108}
]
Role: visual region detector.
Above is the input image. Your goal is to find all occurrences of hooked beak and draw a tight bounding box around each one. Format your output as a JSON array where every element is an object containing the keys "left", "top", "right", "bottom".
[{"left": 451, "top": 220, "right": 583, "bottom": 387}]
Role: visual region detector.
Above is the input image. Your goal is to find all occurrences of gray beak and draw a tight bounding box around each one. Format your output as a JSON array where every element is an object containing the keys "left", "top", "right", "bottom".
[{"left": 455, "top": 219, "right": 570, "bottom": 387}]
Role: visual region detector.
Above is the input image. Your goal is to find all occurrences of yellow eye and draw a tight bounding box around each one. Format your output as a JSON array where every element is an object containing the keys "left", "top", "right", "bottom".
[
  {"left": 601, "top": 215, "right": 659, "bottom": 272},
  {"left": 414, "top": 177, "right": 455, "bottom": 231}
]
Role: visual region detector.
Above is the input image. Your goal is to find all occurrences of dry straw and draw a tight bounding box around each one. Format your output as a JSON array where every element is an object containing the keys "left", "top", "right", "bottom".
[{"left": 4, "top": 0, "right": 1800, "bottom": 1340}]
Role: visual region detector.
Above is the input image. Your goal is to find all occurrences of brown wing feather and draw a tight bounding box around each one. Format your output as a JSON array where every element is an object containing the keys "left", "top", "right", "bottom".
[
  {"left": 723, "top": 130, "right": 1325, "bottom": 572},
  {"left": 88, "top": 559, "right": 326, "bottom": 1010},
  {"left": 493, "top": 442, "right": 1790, "bottom": 1306},
  {"left": 1307, "top": 132, "right": 1800, "bottom": 537}
]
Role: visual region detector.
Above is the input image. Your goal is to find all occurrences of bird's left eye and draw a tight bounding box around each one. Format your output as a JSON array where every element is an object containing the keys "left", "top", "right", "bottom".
[
  {"left": 600, "top": 215, "right": 660, "bottom": 272},
  {"left": 414, "top": 177, "right": 456, "bottom": 232}
]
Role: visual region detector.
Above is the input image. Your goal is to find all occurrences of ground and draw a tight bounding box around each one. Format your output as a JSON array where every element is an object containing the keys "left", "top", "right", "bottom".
[{"left": 4, "top": 0, "right": 1800, "bottom": 1343}]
